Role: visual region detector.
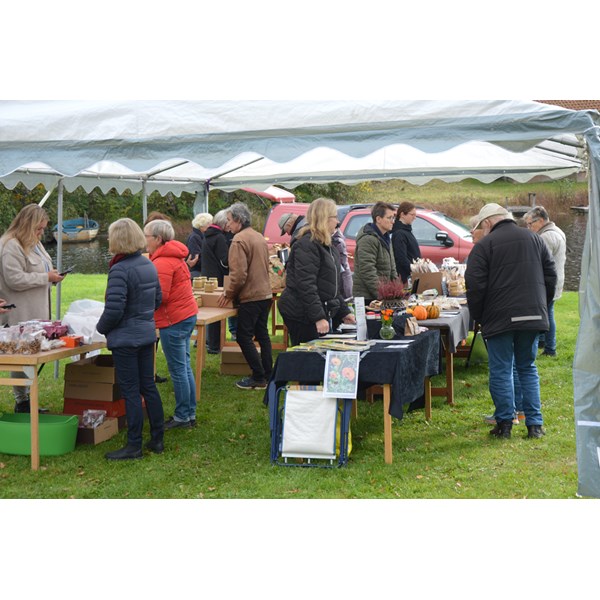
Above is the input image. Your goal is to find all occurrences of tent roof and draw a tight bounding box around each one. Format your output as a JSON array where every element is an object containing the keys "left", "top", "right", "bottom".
[{"left": 0, "top": 100, "right": 597, "bottom": 196}]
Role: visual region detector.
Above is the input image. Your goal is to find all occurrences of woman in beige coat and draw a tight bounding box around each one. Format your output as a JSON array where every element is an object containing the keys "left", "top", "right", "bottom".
[{"left": 0, "top": 204, "right": 65, "bottom": 412}]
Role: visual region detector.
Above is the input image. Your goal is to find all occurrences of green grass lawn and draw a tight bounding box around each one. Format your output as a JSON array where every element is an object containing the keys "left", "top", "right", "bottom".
[{"left": 0, "top": 275, "right": 581, "bottom": 499}]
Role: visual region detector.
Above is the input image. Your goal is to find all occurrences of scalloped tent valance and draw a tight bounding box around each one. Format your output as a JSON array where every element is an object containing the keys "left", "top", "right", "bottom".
[{"left": 0, "top": 100, "right": 595, "bottom": 197}]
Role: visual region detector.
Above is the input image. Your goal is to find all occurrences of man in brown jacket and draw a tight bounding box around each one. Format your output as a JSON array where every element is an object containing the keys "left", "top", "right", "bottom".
[{"left": 218, "top": 202, "right": 273, "bottom": 389}]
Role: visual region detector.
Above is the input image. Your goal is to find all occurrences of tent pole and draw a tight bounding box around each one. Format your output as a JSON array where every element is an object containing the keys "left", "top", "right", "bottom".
[
  {"left": 142, "top": 181, "right": 148, "bottom": 224},
  {"left": 54, "top": 179, "right": 64, "bottom": 379},
  {"left": 193, "top": 181, "right": 209, "bottom": 215}
]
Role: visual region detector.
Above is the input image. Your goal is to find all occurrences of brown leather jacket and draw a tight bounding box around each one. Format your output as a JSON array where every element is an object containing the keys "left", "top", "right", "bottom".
[{"left": 225, "top": 226, "right": 272, "bottom": 304}]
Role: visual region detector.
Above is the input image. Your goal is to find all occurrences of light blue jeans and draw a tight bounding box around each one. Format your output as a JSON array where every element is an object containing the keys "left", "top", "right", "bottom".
[
  {"left": 486, "top": 330, "right": 543, "bottom": 426},
  {"left": 159, "top": 314, "right": 197, "bottom": 423}
]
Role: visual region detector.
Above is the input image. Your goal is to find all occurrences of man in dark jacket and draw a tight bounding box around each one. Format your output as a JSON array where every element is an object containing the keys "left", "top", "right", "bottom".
[{"left": 465, "top": 203, "right": 557, "bottom": 440}]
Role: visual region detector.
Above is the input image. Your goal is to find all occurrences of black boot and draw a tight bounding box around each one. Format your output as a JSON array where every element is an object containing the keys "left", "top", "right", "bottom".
[
  {"left": 489, "top": 420, "right": 512, "bottom": 439},
  {"left": 105, "top": 445, "right": 143, "bottom": 460},
  {"left": 145, "top": 439, "right": 164, "bottom": 454},
  {"left": 14, "top": 401, "right": 49, "bottom": 414},
  {"left": 527, "top": 425, "right": 546, "bottom": 439}
]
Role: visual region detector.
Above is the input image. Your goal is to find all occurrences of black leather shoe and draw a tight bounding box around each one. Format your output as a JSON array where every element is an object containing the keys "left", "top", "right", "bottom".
[
  {"left": 14, "top": 401, "right": 49, "bottom": 414},
  {"left": 105, "top": 445, "right": 143, "bottom": 460},
  {"left": 190, "top": 419, "right": 197, "bottom": 427},
  {"left": 155, "top": 374, "right": 168, "bottom": 383},
  {"left": 527, "top": 425, "right": 546, "bottom": 439},
  {"left": 489, "top": 421, "right": 512, "bottom": 439},
  {"left": 164, "top": 417, "right": 192, "bottom": 430},
  {"left": 145, "top": 439, "right": 164, "bottom": 454}
]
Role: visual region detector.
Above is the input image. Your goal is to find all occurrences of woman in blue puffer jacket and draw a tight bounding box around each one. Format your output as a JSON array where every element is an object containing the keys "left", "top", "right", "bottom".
[{"left": 96, "top": 218, "right": 165, "bottom": 461}]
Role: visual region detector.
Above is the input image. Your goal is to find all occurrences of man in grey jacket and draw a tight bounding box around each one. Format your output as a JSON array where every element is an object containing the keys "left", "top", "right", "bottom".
[{"left": 523, "top": 206, "right": 566, "bottom": 357}]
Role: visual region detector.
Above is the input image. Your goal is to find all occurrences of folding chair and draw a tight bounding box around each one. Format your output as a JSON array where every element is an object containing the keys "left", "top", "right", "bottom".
[{"left": 270, "top": 385, "right": 352, "bottom": 468}]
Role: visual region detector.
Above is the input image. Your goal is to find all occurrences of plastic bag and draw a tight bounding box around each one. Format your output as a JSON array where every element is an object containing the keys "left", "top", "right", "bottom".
[{"left": 62, "top": 299, "right": 106, "bottom": 344}]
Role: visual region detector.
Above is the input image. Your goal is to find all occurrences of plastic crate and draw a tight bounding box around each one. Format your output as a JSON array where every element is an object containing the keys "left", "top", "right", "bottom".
[{"left": 0, "top": 413, "right": 79, "bottom": 456}]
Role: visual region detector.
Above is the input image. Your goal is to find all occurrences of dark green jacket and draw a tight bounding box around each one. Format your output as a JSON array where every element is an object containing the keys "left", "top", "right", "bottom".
[{"left": 352, "top": 223, "right": 397, "bottom": 301}]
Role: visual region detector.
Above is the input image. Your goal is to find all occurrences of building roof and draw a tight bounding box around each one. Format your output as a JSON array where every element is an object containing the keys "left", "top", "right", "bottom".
[{"left": 536, "top": 100, "right": 600, "bottom": 112}]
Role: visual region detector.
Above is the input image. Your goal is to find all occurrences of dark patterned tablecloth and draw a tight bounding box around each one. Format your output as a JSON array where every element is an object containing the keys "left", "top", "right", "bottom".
[{"left": 264, "top": 329, "right": 440, "bottom": 420}]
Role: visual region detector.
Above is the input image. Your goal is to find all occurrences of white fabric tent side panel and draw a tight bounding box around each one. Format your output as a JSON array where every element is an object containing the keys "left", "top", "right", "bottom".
[{"left": 573, "top": 127, "right": 600, "bottom": 498}]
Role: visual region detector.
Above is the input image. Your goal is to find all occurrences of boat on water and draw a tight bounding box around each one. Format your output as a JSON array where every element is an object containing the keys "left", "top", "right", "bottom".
[{"left": 53, "top": 216, "right": 100, "bottom": 243}]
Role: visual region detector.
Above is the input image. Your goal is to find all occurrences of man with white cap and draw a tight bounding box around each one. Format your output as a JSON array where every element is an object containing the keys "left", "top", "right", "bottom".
[{"left": 465, "top": 203, "right": 557, "bottom": 439}]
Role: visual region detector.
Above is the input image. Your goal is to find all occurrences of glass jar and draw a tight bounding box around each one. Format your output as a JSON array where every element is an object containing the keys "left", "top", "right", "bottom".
[{"left": 379, "top": 322, "right": 395, "bottom": 340}]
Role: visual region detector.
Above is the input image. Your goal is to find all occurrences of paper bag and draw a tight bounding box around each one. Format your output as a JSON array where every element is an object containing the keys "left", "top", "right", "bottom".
[{"left": 404, "top": 316, "right": 420, "bottom": 336}]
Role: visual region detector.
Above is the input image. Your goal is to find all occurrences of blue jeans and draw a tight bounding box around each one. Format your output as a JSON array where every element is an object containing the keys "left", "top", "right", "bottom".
[
  {"left": 159, "top": 314, "right": 197, "bottom": 422},
  {"left": 486, "top": 330, "right": 543, "bottom": 426},
  {"left": 112, "top": 343, "right": 164, "bottom": 448}
]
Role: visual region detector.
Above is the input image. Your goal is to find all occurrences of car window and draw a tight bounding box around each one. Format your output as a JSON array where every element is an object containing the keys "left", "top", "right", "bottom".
[
  {"left": 412, "top": 216, "right": 443, "bottom": 246},
  {"left": 343, "top": 214, "right": 371, "bottom": 239}
]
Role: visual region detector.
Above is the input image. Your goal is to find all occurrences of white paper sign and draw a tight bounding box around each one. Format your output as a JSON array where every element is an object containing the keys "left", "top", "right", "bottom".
[{"left": 354, "top": 297, "right": 368, "bottom": 341}]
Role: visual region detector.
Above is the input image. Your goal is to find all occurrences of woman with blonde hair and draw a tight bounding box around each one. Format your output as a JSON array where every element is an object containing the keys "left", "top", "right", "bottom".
[
  {"left": 96, "top": 218, "right": 165, "bottom": 460},
  {"left": 278, "top": 198, "right": 356, "bottom": 346},
  {"left": 0, "top": 204, "right": 66, "bottom": 413}
]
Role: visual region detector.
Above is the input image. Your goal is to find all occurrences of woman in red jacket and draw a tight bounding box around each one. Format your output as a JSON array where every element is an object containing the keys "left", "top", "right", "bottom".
[{"left": 144, "top": 219, "right": 198, "bottom": 429}]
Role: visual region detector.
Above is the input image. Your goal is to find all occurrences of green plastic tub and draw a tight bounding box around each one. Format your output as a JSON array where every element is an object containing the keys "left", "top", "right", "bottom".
[{"left": 0, "top": 413, "right": 79, "bottom": 456}]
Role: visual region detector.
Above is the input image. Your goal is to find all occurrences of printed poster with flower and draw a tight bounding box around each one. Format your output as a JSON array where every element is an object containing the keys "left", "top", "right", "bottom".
[{"left": 323, "top": 351, "right": 360, "bottom": 398}]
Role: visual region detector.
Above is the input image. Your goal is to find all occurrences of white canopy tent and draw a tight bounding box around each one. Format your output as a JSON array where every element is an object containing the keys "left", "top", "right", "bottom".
[{"left": 1, "top": 100, "right": 599, "bottom": 496}]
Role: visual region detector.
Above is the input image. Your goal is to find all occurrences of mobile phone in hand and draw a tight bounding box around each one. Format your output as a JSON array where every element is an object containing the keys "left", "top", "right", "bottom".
[
  {"left": 59, "top": 266, "right": 74, "bottom": 276},
  {"left": 3, "top": 303, "right": 16, "bottom": 309}
]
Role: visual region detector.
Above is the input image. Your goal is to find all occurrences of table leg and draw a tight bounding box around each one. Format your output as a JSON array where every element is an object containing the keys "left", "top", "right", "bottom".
[
  {"left": 446, "top": 350, "right": 454, "bottom": 406},
  {"left": 28, "top": 367, "right": 40, "bottom": 471},
  {"left": 383, "top": 383, "right": 393, "bottom": 464},
  {"left": 431, "top": 332, "right": 455, "bottom": 405},
  {"left": 424, "top": 376, "right": 432, "bottom": 421},
  {"left": 351, "top": 398, "right": 358, "bottom": 419},
  {"left": 195, "top": 323, "right": 206, "bottom": 403}
]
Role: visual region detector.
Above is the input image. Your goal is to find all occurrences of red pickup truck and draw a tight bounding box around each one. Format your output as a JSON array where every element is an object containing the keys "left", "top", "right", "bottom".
[{"left": 263, "top": 202, "right": 474, "bottom": 270}]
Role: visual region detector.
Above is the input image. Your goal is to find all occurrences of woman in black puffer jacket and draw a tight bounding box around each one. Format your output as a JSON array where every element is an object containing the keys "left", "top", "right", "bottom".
[
  {"left": 201, "top": 210, "right": 231, "bottom": 352},
  {"left": 278, "top": 198, "right": 356, "bottom": 346},
  {"left": 96, "top": 218, "right": 165, "bottom": 461}
]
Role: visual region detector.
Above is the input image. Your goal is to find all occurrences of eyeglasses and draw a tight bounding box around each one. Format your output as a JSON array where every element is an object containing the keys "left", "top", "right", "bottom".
[
  {"left": 381, "top": 215, "right": 396, "bottom": 221},
  {"left": 525, "top": 218, "right": 539, "bottom": 228}
]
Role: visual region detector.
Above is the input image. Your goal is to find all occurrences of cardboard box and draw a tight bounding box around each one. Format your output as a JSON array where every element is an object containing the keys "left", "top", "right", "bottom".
[
  {"left": 414, "top": 272, "right": 443, "bottom": 294},
  {"left": 220, "top": 362, "right": 252, "bottom": 376},
  {"left": 76, "top": 416, "right": 119, "bottom": 445},
  {"left": 65, "top": 354, "right": 117, "bottom": 384},
  {"left": 64, "top": 397, "right": 126, "bottom": 418},
  {"left": 221, "top": 345, "right": 259, "bottom": 364},
  {"left": 200, "top": 292, "right": 233, "bottom": 308},
  {"left": 64, "top": 380, "right": 121, "bottom": 402}
]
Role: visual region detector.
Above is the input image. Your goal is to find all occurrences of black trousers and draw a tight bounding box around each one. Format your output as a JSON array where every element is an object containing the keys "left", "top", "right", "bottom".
[
  {"left": 112, "top": 343, "right": 164, "bottom": 448},
  {"left": 206, "top": 321, "right": 221, "bottom": 352},
  {"left": 284, "top": 318, "right": 320, "bottom": 347},
  {"left": 236, "top": 299, "right": 273, "bottom": 381}
]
